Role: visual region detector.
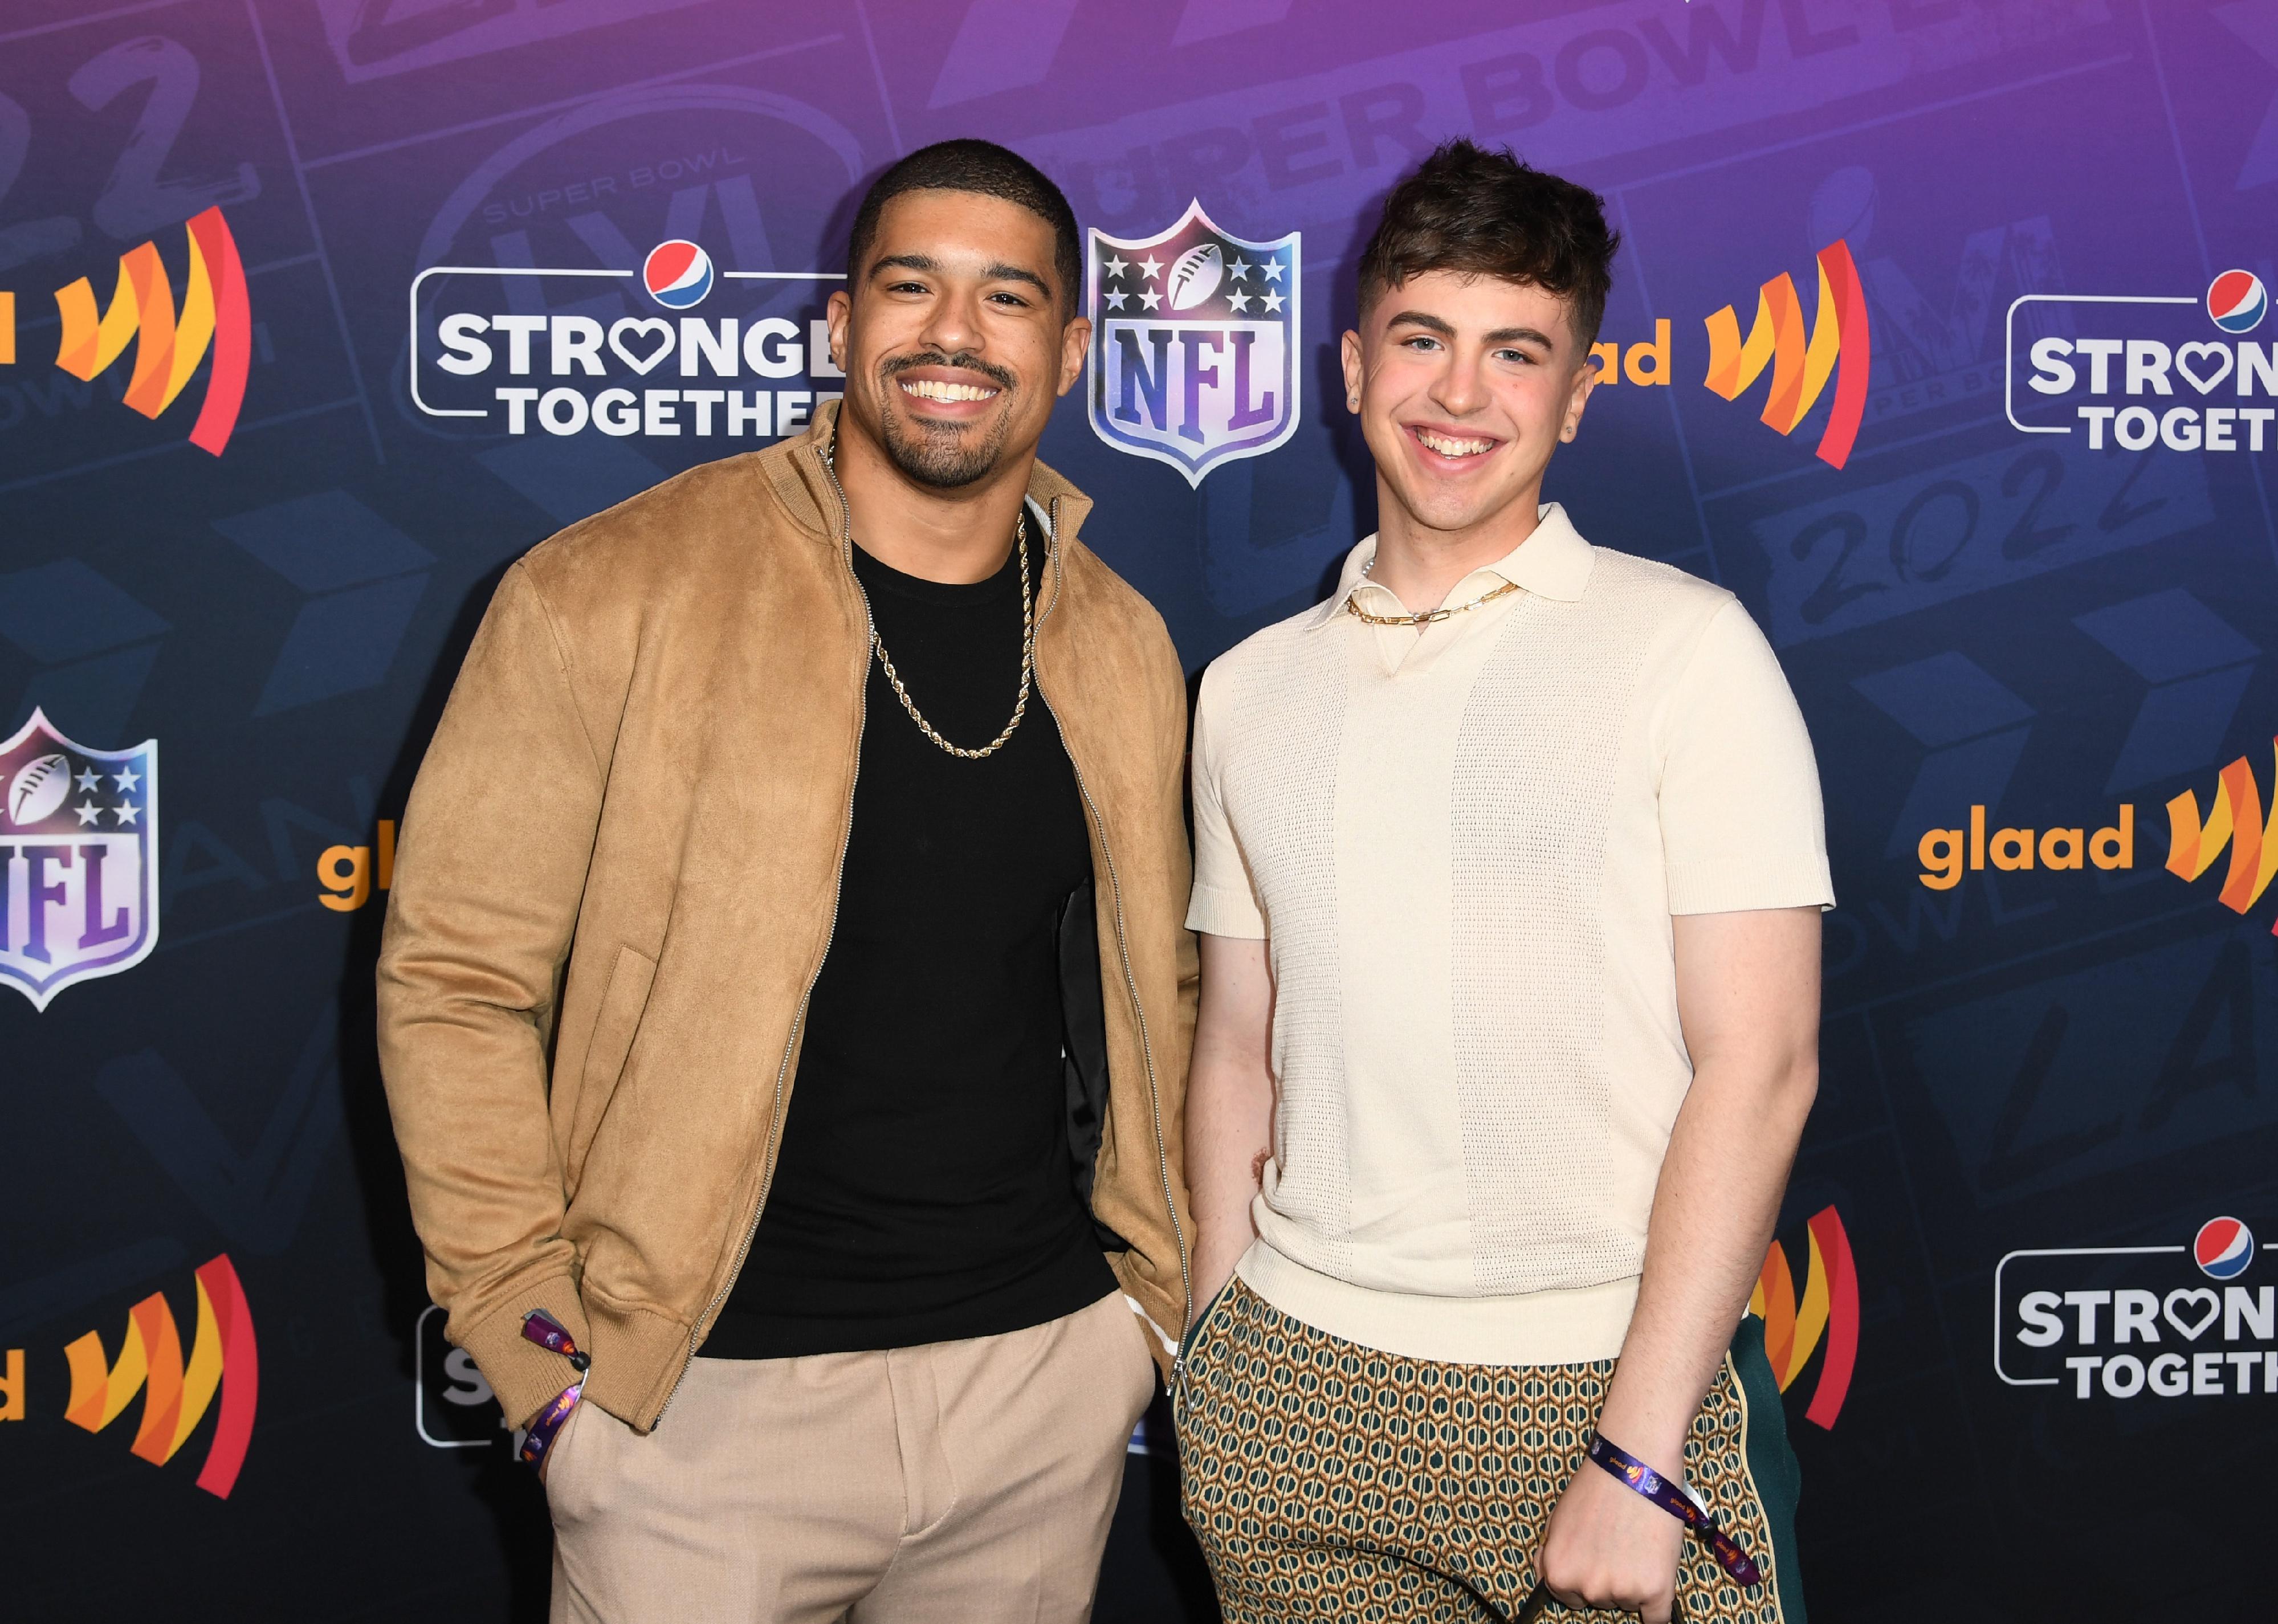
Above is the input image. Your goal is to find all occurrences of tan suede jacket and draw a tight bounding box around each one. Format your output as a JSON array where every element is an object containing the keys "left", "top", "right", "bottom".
[{"left": 377, "top": 402, "right": 1197, "bottom": 1433}]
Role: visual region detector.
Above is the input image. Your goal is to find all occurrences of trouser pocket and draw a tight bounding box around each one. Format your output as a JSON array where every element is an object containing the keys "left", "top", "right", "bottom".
[
  {"left": 1172, "top": 1276, "right": 1241, "bottom": 1441},
  {"left": 1177, "top": 1277, "right": 1238, "bottom": 1366}
]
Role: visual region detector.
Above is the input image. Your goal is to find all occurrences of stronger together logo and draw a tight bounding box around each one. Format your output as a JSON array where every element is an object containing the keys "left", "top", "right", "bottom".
[
  {"left": 411, "top": 236, "right": 843, "bottom": 440},
  {"left": 1999, "top": 1218, "right": 2272, "bottom": 1403},
  {"left": 2011, "top": 271, "right": 2276, "bottom": 455}
]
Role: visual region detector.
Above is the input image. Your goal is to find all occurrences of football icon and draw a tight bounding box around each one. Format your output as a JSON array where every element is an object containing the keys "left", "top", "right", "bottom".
[
  {"left": 1168, "top": 242, "right": 1225, "bottom": 311},
  {"left": 7, "top": 752, "right": 72, "bottom": 827}
]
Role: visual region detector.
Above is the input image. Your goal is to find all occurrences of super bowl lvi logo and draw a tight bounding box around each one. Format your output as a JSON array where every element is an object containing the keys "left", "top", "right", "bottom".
[
  {"left": 1085, "top": 201, "right": 1300, "bottom": 485},
  {"left": 0, "top": 709, "right": 158, "bottom": 1010}
]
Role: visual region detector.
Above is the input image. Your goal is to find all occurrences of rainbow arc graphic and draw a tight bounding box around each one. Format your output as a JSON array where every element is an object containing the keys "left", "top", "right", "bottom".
[
  {"left": 1703, "top": 240, "right": 1871, "bottom": 470},
  {"left": 0, "top": 205, "right": 249, "bottom": 455},
  {"left": 1747, "top": 1205, "right": 1858, "bottom": 1429},
  {"left": 63, "top": 1254, "right": 258, "bottom": 1499},
  {"left": 2167, "top": 739, "right": 2278, "bottom": 928}
]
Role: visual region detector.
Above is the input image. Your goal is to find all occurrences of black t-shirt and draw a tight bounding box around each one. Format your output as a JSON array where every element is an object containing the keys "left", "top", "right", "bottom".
[{"left": 706, "top": 515, "right": 1118, "bottom": 1357}]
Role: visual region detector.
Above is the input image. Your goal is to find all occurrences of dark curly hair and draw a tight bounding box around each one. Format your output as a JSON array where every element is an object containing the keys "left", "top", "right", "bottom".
[
  {"left": 846, "top": 139, "right": 1081, "bottom": 315},
  {"left": 1356, "top": 140, "right": 1619, "bottom": 350}
]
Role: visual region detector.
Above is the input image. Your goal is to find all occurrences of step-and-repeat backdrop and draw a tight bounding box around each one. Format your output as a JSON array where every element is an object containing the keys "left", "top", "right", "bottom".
[{"left": 3, "top": 2, "right": 2272, "bottom": 1618}]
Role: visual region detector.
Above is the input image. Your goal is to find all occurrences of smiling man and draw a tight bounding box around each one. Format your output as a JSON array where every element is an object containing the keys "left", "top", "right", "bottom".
[
  {"left": 1173, "top": 141, "right": 1833, "bottom": 1623},
  {"left": 380, "top": 140, "right": 1195, "bottom": 1624}
]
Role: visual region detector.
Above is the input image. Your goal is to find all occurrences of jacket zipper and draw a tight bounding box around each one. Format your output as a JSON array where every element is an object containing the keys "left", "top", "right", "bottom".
[
  {"left": 1031, "top": 511, "right": 1195, "bottom": 1380},
  {"left": 657, "top": 447, "right": 869, "bottom": 1422},
  {"left": 658, "top": 464, "right": 1194, "bottom": 1414}
]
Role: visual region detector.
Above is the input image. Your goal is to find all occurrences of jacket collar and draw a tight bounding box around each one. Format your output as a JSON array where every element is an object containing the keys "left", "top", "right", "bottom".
[{"left": 1305, "top": 501, "right": 1595, "bottom": 630}]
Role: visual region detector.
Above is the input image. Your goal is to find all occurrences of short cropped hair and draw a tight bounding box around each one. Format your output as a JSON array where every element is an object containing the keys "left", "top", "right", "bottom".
[
  {"left": 845, "top": 138, "right": 1082, "bottom": 314},
  {"left": 1356, "top": 140, "right": 1619, "bottom": 350}
]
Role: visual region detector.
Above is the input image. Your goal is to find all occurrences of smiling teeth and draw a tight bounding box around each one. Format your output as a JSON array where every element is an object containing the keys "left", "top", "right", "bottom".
[
  {"left": 1417, "top": 430, "right": 1493, "bottom": 457},
  {"left": 901, "top": 378, "right": 997, "bottom": 402}
]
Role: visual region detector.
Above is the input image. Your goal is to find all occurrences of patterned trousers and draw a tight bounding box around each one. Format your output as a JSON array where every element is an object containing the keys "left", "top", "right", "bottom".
[{"left": 1174, "top": 1278, "right": 1803, "bottom": 1623}]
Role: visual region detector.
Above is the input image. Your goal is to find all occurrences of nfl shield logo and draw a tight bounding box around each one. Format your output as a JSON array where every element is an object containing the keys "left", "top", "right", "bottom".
[
  {"left": 0, "top": 709, "right": 159, "bottom": 1011},
  {"left": 1085, "top": 201, "right": 1301, "bottom": 485}
]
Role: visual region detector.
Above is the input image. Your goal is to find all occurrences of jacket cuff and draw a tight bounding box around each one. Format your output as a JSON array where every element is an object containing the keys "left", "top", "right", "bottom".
[{"left": 453, "top": 1276, "right": 592, "bottom": 1429}]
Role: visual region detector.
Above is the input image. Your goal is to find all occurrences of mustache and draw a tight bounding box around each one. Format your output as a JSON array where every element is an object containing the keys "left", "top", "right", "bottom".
[{"left": 879, "top": 350, "right": 1017, "bottom": 391}]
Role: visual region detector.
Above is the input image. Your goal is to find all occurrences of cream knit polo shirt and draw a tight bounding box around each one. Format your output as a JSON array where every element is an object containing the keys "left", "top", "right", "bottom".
[{"left": 1187, "top": 504, "right": 1833, "bottom": 1365}]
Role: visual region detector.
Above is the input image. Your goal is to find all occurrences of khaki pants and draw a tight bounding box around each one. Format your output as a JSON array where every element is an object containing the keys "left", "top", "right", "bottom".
[{"left": 545, "top": 1291, "right": 1159, "bottom": 1624}]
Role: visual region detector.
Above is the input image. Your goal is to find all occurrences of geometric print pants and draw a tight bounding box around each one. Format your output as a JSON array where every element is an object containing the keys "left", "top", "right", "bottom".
[{"left": 1174, "top": 1278, "right": 1803, "bottom": 1623}]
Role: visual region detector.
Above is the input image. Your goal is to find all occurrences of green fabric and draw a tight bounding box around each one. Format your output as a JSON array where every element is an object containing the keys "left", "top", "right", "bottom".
[{"left": 1729, "top": 1315, "right": 1807, "bottom": 1624}]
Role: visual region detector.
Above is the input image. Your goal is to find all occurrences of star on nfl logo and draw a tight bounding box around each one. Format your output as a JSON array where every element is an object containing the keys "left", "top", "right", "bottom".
[
  {"left": 1085, "top": 201, "right": 1300, "bottom": 485},
  {"left": 0, "top": 708, "right": 159, "bottom": 1011}
]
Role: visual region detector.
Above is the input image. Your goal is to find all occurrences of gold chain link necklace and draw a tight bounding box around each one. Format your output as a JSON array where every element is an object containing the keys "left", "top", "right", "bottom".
[
  {"left": 826, "top": 439, "right": 1034, "bottom": 761},
  {"left": 1342, "top": 554, "right": 1521, "bottom": 627}
]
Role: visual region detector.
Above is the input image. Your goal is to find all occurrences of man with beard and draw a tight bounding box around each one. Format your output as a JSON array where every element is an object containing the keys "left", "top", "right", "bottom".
[{"left": 379, "top": 140, "right": 1195, "bottom": 1624}]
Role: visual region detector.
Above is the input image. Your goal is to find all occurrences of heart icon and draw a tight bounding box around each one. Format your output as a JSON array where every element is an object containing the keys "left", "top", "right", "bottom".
[
  {"left": 2175, "top": 341, "right": 2233, "bottom": 395},
  {"left": 2163, "top": 1287, "right": 2219, "bottom": 1341},
  {"left": 609, "top": 317, "right": 674, "bottom": 375}
]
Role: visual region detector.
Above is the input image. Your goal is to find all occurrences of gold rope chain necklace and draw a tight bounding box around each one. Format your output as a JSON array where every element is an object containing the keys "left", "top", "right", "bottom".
[
  {"left": 1343, "top": 554, "right": 1521, "bottom": 627},
  {"left": 826, "top": 440, "right": 1035, "bottom": 761}
]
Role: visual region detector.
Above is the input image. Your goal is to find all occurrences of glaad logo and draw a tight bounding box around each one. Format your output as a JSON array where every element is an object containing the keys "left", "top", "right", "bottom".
[
  {"left": 0, "top": 205, "right": 250, "bottom": 455},
  {"left": 1084, "top": 200, "right": 1299, "bottom": 485},
  {"left": 2012, "top": 272, "right": 2278, "bottom": 453},
  {"left": 1702, "top": 240, "right": 1872, "bottom": 470},
  {"left": 410, "top": 239, "right": 843, "bottom": 439},
  {"left": 1997, "top": 1218, "right": 2273, "bottom": 1401},
  {"left": 1747, "top": 1205, "right": 1858, "bottom": 1429},
  {"left": 55, "top": 1256, "right": 258, "bottom": 1498},
  {"left": 1912, "top": 753, "right": 2278, "bottom": 930},
  {"left": 316, "top": 819, "right": 397, "bottom": 912},
  {"left": 0, "top": 709, "right": 159, "bottom": 1011},
  {"left": 2165, "top": 741, "right": 2278, "bottom": 928},
  {"left": 1917, "top": 806, "right": 2135, "bottom": 891}
]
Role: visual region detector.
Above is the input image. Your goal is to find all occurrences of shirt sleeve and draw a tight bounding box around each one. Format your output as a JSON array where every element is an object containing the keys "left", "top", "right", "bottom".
[
  {"left": 1185, "top": 662, "right": 1269, "bottom": 939},
  {"left": 1659, "top": 599, "right": 1836, "bottom": 916}
]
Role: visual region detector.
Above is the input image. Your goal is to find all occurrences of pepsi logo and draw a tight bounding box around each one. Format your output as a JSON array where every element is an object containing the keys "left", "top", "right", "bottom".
[
  {"left": 1168, "top": 242, "right": 1225, "bottom": 312},
  {"left": 643, "top": 239, "right": 714, "bottom": 311},
  {"left": 7, "top": 752, "right": 72, "bottom": 826},
  {"left": 2208, "top": 270, "right": 2267, "bottom": 334},
  {"left": 2194, "top": 1216, "right": 2256, "bottom": 1280}
]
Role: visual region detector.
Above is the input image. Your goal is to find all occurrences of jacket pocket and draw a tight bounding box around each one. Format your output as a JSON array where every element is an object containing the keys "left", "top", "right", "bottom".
[{"left": 565, "top": 944, "right": 657, "bottom": 1189}]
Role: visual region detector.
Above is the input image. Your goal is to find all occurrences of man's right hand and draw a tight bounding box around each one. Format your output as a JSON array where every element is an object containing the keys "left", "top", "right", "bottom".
[{"left": 1184, "top": 935, "right": 1277, "bottom": 1339}]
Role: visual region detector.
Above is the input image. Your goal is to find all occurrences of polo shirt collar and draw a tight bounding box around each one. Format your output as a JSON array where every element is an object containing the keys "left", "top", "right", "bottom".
[{"left": 1306, "top": 502, "right": 1595, "bottom": 630}]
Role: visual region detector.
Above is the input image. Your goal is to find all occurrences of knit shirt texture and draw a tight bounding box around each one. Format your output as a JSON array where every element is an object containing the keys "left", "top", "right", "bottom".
[{"left": 1186, "top": 503, "right": 1834, "bottom": 1364}]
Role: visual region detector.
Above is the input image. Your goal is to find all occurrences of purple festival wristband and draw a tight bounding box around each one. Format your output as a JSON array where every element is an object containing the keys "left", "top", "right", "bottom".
[
  {"left": 516, "top": 1309, "right": 591, "bottom": 1470},
  {"left": 520, "top": 1307, "right": 591, "bottom": 1371},
  {"left": 518, "top": 1380, "right": 581, "bottom": 1468},
  {"left": 1584, "top": 1433, "right": 1762, "bottom": 1589}
]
